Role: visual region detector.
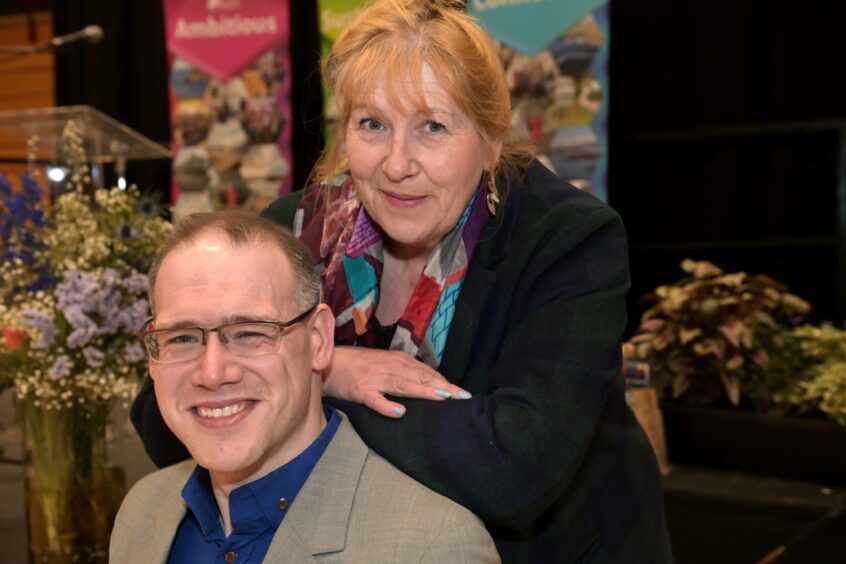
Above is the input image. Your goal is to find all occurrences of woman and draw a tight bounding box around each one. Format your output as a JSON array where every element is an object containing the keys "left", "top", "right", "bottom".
[{"left": 133, "top": 1, "right": 672, "bottom": 561}]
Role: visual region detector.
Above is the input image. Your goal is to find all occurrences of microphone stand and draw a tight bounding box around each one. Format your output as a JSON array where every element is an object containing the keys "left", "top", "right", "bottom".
[{"left": 0, "top": 26, "right": 103, "bottom": 55}]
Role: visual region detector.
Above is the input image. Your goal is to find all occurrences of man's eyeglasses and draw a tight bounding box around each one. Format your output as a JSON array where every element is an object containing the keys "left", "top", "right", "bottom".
[{"left": 140, "top": 304, "right": 318, "bottom": 364}]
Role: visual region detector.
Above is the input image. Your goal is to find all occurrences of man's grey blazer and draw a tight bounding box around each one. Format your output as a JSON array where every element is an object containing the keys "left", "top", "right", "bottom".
[{"left": 109, "top": 414, "right": 499, "bottom": 563}]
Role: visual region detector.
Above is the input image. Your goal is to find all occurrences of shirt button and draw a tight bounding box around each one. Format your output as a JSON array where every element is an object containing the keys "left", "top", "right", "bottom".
[
  {"left": 224, "top": 550, "right": 238, "bottom": 563},
  {"left": 276, "top": 497, "right": 289, "bottom": 510}
]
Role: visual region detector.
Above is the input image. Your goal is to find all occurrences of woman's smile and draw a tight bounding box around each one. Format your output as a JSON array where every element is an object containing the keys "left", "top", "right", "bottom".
[{"left": 380, "top": 189, "right": 428, "bottom": 208}]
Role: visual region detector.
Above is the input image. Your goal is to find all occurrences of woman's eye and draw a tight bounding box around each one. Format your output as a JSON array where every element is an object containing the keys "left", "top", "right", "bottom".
[
  {"left": 358, "top": 118, "right": 384, "bottom": 131},
  {"left": 424, "top": 120, "right": 446, "bottom": 133}
]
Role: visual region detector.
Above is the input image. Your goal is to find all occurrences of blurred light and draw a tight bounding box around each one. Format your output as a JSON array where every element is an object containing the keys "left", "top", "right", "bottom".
[
  {"left": 117, "top": 176, "right": 127, "bottom": 190},
  {"left": 47, "top": 166, "right": 66, "bottom": 183}
]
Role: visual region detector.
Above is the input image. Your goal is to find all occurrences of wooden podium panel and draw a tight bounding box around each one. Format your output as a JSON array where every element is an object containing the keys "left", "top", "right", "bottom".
[{"left": 0, "top": 10, "right": 55, "bottom": 180}]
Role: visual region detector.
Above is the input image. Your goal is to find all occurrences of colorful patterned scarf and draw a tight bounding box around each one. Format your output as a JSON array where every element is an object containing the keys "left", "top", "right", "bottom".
[{"left": 293, "top": 174, "right": 489, "bottom": 368}]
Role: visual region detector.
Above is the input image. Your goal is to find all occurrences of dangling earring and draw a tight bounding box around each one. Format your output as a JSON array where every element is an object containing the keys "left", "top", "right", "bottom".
[{"left": 486, "top": 172, "right": 500, "bottom": 216}]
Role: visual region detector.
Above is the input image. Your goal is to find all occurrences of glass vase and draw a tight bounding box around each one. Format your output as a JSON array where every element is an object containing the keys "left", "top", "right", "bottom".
[{"left": 17, "top": 399, "right": 126, "bottom": 564}]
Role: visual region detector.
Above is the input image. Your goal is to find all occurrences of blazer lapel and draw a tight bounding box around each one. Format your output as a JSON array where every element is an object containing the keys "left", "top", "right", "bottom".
[
  {"left": 132, "top": 462, "right": 193, "bottom": 564},
  {"left": 263, "top": 416, "right": 367, "bottom": 561},
  {"left": 440, "top": 188, "right": 519, "bottom": 385},
  {"left": 261, "top": 526, "right": 319, "bottom": 563}
]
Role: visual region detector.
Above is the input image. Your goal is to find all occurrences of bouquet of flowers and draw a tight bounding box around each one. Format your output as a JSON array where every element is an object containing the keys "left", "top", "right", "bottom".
[
  {"left": 0, "top": 156, "right": 170, "bottom": 409},
  {"left": 0, "top": 164, "right": 171, "bottom": 413},
  {"left": 0, "top": 122, "right": 172, "bottom": 563}
]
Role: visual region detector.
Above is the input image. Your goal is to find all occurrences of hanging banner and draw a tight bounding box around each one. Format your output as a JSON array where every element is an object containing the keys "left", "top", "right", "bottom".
[
  {"left": 470, "top": 1, "right": 610, "bottom": 201},
  {"left": 469, "top": 0, "right": 606, "bottom": 58},
  {"left": 163, "top": 0, "right": 293, "bottom": 218},
  {"left": 317, "top": 0, "right": 366, "bottom": 141}
]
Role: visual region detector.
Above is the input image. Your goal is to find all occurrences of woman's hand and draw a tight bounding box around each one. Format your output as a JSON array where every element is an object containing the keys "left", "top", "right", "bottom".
[{"left": 323, "top": 346, "right": 472, "bottom": 418}]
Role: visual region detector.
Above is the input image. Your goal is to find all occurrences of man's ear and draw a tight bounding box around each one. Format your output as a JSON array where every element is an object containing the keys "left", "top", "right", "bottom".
[{"left": 309, "top": 303, "right": 335, "bottom": 372}]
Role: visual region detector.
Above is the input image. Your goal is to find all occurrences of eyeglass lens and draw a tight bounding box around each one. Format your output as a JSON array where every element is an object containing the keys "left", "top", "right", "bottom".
[{"left": 146, "top": 322, "right": 283, "bottom": 363}]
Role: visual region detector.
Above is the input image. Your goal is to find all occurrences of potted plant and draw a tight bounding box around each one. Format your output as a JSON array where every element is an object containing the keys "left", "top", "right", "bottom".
[
  {"left": 778, "top": 324, "right": 846, "bottom": 426},
  {"left": 624, "top": 260, "right": 846, "bottom": 485}
]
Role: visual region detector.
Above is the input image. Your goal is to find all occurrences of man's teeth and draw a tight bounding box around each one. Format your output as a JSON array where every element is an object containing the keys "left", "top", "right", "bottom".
[{"left": 197, "top": 403, "right": 246, "bottom": 418}]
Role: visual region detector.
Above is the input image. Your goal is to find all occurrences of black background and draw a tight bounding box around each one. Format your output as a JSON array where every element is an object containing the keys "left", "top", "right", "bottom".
[{"left": 26, "top": 0, "right": 846, "bottom": 333}]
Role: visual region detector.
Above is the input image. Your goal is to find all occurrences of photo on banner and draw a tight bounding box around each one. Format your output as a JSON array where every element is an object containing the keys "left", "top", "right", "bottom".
[
  {"left": 470, "top": 0, "right": 609, "bottom": 201},
  {"left": 162, "top": 0, "right": 293, "bottom": 219}
]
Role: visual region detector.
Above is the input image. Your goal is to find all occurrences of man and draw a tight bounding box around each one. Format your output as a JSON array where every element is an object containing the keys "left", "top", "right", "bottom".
[{"left": 110, "top": 211, "right": 499, "bottom": 563}]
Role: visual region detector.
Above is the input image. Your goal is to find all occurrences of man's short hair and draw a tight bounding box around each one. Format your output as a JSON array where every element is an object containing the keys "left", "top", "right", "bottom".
[{"left": 147, "top": 210, "right": 320, "bottom": 314}]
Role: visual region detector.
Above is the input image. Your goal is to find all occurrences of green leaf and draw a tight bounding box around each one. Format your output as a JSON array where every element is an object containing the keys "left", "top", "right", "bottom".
[
  {"left": 639, "top": 318, "right": 665, "bottom": 333},
  {"left": 720, "top": 321, "right": 742, "bottom": 348},
  {"left": 700, "top": 298, "right": 719, "bottom": 317},
  {"left": 653, "top": 332, "right": 671, "bottom": 351},
  {"left": 726, "top": 354, "right": 744, "bottom": 371},
  {"left": 751, "top": 349, "right": 770, "bottom": 366},
  {"left": 693, "top": 340, "right": 723, "bottom": 360},
  {"left": 679, "top": 327, "right": 702, "bottom": 345},
  {"left": 782, "top": 293, "right": 812, "bottom": 314},
  {"left": 720, "top": 373, "right": 741, "bottom": 405},
  {"left": 672, "top": 373, "right": 691, "bottom": 398}
]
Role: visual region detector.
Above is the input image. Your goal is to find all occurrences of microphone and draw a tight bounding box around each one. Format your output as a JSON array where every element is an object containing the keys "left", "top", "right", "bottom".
[
  {"left": 50, "top": 25, "right": 104, "bottom": 49},
  {"left": 0, "top": 24, "right": 104, "bottom": 54}
]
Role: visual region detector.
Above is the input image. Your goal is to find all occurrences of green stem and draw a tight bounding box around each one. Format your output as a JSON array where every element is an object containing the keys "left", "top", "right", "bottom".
[{"left": 17, "top": 399, "right": 120, "bottom": 563}]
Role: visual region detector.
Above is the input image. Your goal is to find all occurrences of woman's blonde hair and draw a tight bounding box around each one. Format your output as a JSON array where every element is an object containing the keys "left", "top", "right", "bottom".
[{"left": 313, "top": 0, "right": 532, "bottom": 188}]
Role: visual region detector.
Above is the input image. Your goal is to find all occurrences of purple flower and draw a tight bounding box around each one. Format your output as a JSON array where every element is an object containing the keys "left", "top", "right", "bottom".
[
  {"left": 63, "top": 305, "right": 95, "bottom": 330},
  {"left": 123, "top": 343, "right": 146, "bottom": 363},
  {"left": 102, "top": 268, "right": 120, "bottom": 286},
  {"left": 97, "top": 287, "right": 122, "bottom": 314},
  {"left": 20, "top": 309, "right": 57, "bottom": 349},
  {"left": 122, "top": 273, "right": 149, "bottom": 294},
  {"left": 49, "top": 355, "right": 72, "bottom": 379},
  {"left": 67, "top": 326, "right": 96, "bottom": 348},
  {"left": 97, "top": 314, "right": 121, "bottom": 335},
  {"left": 127, "top": 299, "right": 151, "bottom": 332},
  {"left": 56, "top": 271, "right": 99, "bottom": 310},
  {"left": 83, "top": 346, "right": 105, "bottom": 368}
]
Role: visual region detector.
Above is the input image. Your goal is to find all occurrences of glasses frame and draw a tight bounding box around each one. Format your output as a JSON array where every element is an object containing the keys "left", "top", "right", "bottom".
[{"left": 140, "top": 302, "right": 318, "bottom": 364}]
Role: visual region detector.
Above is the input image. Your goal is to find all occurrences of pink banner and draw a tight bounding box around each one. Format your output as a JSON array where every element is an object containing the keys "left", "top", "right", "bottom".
[{"left": 163, "top": 0, "right": 293, "bottom": 217}]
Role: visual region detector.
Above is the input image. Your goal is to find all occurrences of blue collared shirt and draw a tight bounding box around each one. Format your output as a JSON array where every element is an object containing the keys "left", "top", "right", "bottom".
[{"left": 167, "top": 405, "right": 341, "bottom": 564}]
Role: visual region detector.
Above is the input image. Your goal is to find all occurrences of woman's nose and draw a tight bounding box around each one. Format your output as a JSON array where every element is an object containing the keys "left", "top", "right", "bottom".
[
  {"left": 192, "top": 332, "right": 243, "bottom": 390},
  {"left": 382, "top": 132, "right": 417, "bottom": 181}
]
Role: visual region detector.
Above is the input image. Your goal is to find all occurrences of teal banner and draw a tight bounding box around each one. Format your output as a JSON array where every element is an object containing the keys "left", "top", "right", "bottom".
[
  {"left": 473, "top": 1, "right": 610, "bottom": 200},
  {"left": 469, "top": 0, "right": 606, "bottom": 57}
]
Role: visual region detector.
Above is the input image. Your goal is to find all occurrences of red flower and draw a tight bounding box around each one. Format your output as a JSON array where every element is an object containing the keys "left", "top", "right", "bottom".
[{"left": 3, "top": 327, "right": 27, "bottom": 351}]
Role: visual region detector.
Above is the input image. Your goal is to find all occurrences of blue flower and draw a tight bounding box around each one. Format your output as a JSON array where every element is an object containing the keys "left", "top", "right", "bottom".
[
  {"left": 0, "top": 174, "right": 49, "bottom": 267},
  {"left": 136, "top": 195, "right": 161, "bottom": 218},
  {"left": 115, "top": 222, "right": 137, "bottom": 241}
]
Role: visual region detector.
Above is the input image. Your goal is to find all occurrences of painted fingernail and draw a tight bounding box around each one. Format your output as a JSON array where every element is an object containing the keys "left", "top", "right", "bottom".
[
  {"left": 393, "top": 406, "right": 406, "bottom": 416},
  {"left": 457, "top": 391, "right": 472, "bottom": 399},
  {"left": 434, "top": 389, "right": 452, "bottom": 399}
]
